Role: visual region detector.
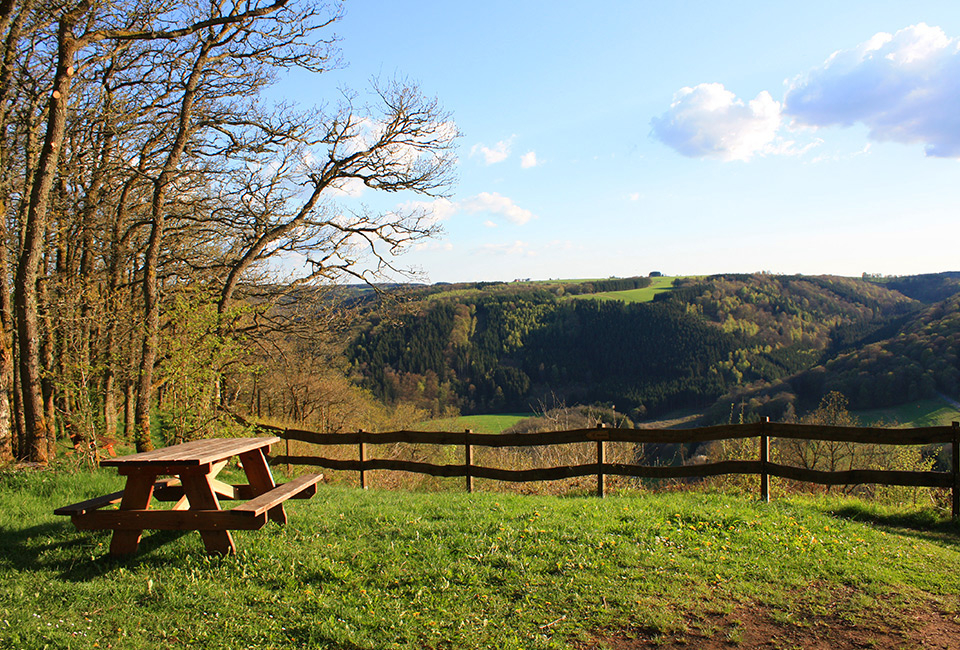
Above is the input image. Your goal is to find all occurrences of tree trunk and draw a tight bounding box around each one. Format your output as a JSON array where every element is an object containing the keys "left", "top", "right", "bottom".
[
  {"left": 14, "top": 13, "right": 83, "bottom": 462},
  {"left": 123, "top": 379, "right": 135, "bottom": 442},
  {"left": 133, "top": 43, "right": 211, "bottom": 451},
  {"left": 38, "top": 258, "right": 56, "bottom": 458}
]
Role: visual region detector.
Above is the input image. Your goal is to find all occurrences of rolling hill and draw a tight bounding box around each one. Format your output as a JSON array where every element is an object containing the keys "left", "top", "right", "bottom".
[{"left": 347, "top": 272, "right": 960, "bottom": 423}]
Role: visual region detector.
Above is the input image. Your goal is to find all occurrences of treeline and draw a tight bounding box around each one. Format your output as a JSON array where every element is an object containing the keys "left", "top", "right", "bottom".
[
  {"left": 0, "top": 1, "right": 458, "bottom": 463},
  {"left": 871, "top": 272, "right": 960, "bottom": 304},
  {"left": 349, "top": 273, "right": 951, "bottom": 422},
  {"left": 411, "top": 276, "right": 654, "bottom": 301}
]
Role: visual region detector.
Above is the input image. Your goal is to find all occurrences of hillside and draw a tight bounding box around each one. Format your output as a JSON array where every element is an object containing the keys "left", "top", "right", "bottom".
[
  {"left": 714, "top": 291, "right": 960, "bottom": 422},
  {"left": 348, "top": 273, "right": 959, "bottom": 421}
]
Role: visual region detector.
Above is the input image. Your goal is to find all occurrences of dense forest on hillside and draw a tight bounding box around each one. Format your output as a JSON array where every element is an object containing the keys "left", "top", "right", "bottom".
[
  {"left": 348, "top": 272, "right": 960, "bottom": 421},
  {"left": 714, "top": 291, "right": 960, "bottom": 421}
]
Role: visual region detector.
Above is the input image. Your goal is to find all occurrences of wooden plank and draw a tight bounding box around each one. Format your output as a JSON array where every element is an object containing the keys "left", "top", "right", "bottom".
[
  {"left": 766, "top": 422, "right": 952, "bottom": 445},
  {"left": 102, "top": 437, "right": 279, "bottom": 468},
  {"left": 115, "top": 462, "right": 213, "bottom": 477},
  {"left": 180, "top": 470, "right": 235, "bottom": 555},
  {"left": 54, "top": 478, "right": 179, "bottom": 516},
  {"left": 72, "top": 509, "right": 268, "bottom": 531},
  {"left": 596, "top": 432, "right": 606, "bottom": 498},
  {"left": 270, "top": 456, "right": 762, "bottom": 482},
  {"left": 231, "top": 473, "right": 324, "bottom": 517},
  {"left": 152, "top": 483, "right": 264, "bottom": 502},
  {"left": 109, "top": 472, "right": 158, "bottom": 555},
  {"left": 768, "top": 463, "right": 953, "bottom": 487},
  {"left": 464, "top": 429, "right": 473, "bottom": 494},
  {"left": 239, "top": 447, "right": 285, "bottom": 524},
  {"left": 282, "top": 426, "right": 765, "bottom": 448},
  {"left": 952, "top": 422, "right": 959, "bottom": 520},
  {"left": 760, "top": 417, "right": 770, "bottom": 503},
  {"left": 279, "top": 423, "right": 955, "bottom": 448},
  {"left": 358, "top": 430, "right": 367, "bottom": 490}
]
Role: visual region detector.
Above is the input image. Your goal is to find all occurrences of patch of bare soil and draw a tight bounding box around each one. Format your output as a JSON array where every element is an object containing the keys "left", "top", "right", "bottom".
[{"left": 582, "top": 594, "right": 960, "bottom": 650}]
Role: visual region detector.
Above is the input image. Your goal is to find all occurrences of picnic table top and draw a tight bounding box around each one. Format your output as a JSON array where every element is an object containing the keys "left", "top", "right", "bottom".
[{"left": 99, "top": 437, "right": 281, "bottom": 469}]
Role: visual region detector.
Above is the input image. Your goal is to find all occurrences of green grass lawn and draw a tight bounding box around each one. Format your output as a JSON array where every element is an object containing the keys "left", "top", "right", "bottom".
[
  {"left": 573, "top": 275, "right": 678, "bottom": 304},
  {"left": 853, "top": 397, "right": 960, "bottom": 427},
  {"left": 419, "top": 413, "right": 535, "bottom": 434},
  {"left": 2, "top": 465, "right": 959, "bottom": 649}
]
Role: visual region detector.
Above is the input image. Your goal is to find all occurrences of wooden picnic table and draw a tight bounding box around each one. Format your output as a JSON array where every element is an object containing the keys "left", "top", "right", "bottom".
[{"left": 55, "top": 437, "right": 322, "bottom": 556}]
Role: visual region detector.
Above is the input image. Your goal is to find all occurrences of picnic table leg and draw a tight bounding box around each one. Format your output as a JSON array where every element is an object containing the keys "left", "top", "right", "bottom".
[
  {"left": 109, "top": 473, "right": 157, "bottom": 556},
  {"left": 238, "top": 448, "right": 287, "bottom": 525},
  {"left": 180, "top": 471, "right": 236, "bottom": 555}
]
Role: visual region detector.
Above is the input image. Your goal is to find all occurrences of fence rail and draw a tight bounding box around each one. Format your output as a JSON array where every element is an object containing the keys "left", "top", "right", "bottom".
[{"left": 247, "top": 418, "right": 960, "bottom": 518}]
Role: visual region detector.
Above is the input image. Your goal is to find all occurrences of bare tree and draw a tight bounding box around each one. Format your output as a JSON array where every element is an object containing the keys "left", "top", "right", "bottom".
[{"left": 0, "top": 1, "right": 456, "bottom": 462}]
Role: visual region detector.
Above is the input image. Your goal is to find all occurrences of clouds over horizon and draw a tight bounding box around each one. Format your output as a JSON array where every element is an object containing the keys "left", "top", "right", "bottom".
[
  {"left": 400, "top": 192, "right": 537, "bottom": 226},
  {"left": 461, "top": 192, "right": 536, "bottom": 224},
  {"left": 650, "top": 83, "right": 781, "bottom": 161},
  {"left": 471, "top": 137, "right": 514, "bottom": 164},
  {"left": 653, "top": 23, "right": 960, "bottom": 160},
  {"left": 785, "top": 23, "right": 960, "bottom": 158}
]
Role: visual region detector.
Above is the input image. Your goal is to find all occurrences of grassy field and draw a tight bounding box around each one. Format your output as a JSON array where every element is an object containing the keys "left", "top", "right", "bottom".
[
  {"left": 853, "top": 397, "right": 960, "bottom": 428},
  {"left": 420, "top": 413, "right": 535, "bottom": 434},
  {"left": 573, "top": 275, "right": 678, "bottom": 304},
  {"left": 3, "top": 464, "right": 959, "bottom": 649}
]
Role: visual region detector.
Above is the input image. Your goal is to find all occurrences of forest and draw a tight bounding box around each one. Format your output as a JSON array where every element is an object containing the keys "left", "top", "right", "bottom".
[{"left": 348, "top": 272, "right": 960, "bottom": 424}]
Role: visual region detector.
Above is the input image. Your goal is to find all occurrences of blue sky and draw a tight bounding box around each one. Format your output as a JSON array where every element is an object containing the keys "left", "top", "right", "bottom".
[{"left": 271, "top": 1, "right": 960, "bottom": 283}]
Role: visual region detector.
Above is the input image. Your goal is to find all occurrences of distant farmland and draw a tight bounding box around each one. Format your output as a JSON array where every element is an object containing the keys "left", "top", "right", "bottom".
[{"left": 573, "top": 275, "right": 677, "bottom": 303}]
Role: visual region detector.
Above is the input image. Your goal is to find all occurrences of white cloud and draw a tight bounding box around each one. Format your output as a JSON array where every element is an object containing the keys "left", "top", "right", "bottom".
[
  {"left": 479, "top": 240, "right": 536, "bottom": 257},
  {"left": 397, "top": 193, "right": 536, "bottom": 227},
  {"left": 650, "top": 83, "right": 782, "bottom": 161},
  {"left": 413, "top": 241, "right": 454, "bottom": 252},
  {"left": 764, "top": 136, "right": 824, "bottom": 157},
  {"left": 470, "top": 137, "right": 514, "bottom": 164},
  {"left": 810, "top": 143, "right": 872, "bottom": 164},
  {"left": 397, "top": 198, "right": 458, "bottom": 225},
  {"left": 628, "top": 192, "right": 641, "bottom": 201},
  {"left": 784, "top": 23, "right": 960, "bottom": 157},
  {"left": 520, "top": 151, "right": 538, "bottom": 168},
  {"left": 460, "top": 192, "right": 537, "bottom": 225}
]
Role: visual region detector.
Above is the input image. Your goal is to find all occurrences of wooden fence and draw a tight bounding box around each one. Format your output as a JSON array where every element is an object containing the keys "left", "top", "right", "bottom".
[{"left": 252, "top": 418, "right": 960, "bottom": 518}]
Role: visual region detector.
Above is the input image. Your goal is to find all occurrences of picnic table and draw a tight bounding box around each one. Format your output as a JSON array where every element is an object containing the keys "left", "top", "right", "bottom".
[{"left": 54, "top": 437, "right": 323, "bottom": 556}]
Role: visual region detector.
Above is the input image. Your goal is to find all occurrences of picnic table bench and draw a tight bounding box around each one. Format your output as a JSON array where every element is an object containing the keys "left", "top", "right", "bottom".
[{"left": 55, "top": 437, "right": 322, "bottom": 556}]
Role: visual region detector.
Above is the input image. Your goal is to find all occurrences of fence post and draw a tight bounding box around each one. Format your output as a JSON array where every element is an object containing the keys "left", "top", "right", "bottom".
[
  {"left": 760, "top": 416, "right": 770, "bottom": 503},
  {"left": 465, "top": 429, "right": 474, "bottom": 494},
  {"left": 596, "top": 424, "right": 606, "bottom": 498},
  {"left": 358, "top": 429, "right": 367, "bottom": 490},
  {"left": 952, "top": 421, "right": 959, "bottom": 520}
]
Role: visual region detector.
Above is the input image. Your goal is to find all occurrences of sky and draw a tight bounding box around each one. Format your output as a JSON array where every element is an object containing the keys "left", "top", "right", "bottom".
[{"left": 269, "top": 1, "right": 960, "bottom": 283}]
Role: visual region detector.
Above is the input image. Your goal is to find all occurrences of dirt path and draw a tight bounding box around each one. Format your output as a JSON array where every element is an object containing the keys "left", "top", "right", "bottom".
[
  {"left": 936, "top": 391, "right": 960, "bottom": 412},
  {"left": 583, "top": 600, "right": 960, "bottom": 650}
]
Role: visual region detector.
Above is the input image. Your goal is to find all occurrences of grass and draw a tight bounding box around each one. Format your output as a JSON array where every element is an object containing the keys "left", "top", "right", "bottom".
[
  {"left": 853, "top": 397, "right": 960, "bottom": 427},
  {"left": 572, "top": 276, "right": 678, "bottom": 304},
  {"left": 419, "top": 413, "right": 535, "bottom": 434},
  {"left": 2, "top": 464, "right": 959, "bottom": 649}
]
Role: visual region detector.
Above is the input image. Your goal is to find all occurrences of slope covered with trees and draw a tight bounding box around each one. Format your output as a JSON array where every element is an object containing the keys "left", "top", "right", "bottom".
[
  {"left": 348, "top": 273, "right": 934, "bottom": 420},
  {"left": 713, "top": 290, "right": 960, "bottom": 422}
]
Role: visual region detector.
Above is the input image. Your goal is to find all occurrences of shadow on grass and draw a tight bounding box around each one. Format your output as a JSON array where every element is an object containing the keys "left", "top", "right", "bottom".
[
  {"left": 0, "top": 520, "right": 192, "bottom": 580},
  {"left": 826, "top": 503, "right": 960, "bottom": 549}
]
